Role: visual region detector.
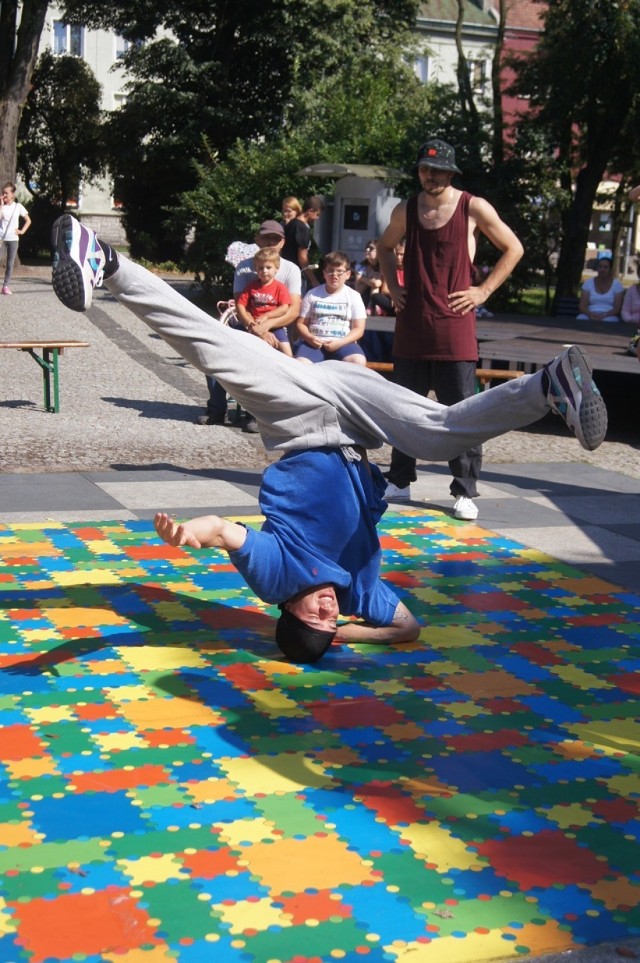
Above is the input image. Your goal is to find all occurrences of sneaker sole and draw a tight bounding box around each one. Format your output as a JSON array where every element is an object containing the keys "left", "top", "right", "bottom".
[
  {"left": 51, "top": 214, "right": 97, "bottom": 311},
  {"left": 567, "top": 346, "right": 608, "bottom": 451},
  {"left": 52, "top": 259, "right": 90, "bottom": 312}
]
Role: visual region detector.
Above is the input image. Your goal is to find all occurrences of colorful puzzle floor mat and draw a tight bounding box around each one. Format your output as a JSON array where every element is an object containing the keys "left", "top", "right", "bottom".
[{"left": 0, "top": 509, "right": 638, "bottom": 963}]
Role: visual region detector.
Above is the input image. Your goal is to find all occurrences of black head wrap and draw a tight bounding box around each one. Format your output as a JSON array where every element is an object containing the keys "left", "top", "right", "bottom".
[{"left": 275, "top": 606, "right": 335, "bottom": 664}]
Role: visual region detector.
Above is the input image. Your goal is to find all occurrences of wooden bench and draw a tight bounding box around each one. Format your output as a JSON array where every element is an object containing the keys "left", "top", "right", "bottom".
[
  {"left": 0, "top": 340, "right": 90, "bottom": 413},
  {"left": 366, "top": 361, "right": 525, "bottom": 390}
]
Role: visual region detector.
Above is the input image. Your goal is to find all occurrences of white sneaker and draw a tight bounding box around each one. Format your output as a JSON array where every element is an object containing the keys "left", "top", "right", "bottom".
[
  {"left": 453, "top": 496, "right": 478, "bottom": 520},
  {"left": 544, "top": 345, "right": 607, "bottom": 451},
  {"left": 51, "top": 214, "right": 105, "bottom": 311},
  {"left": 385, "top": 482, "right": 410, "bottom": 501}
]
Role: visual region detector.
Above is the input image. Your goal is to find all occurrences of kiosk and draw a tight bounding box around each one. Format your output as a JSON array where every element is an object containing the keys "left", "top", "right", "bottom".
[{"left": 295, "top": 163, "right": 403, "bottom": 264}]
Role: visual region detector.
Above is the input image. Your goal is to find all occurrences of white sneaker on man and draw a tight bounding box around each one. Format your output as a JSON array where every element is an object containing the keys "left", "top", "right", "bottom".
[
  {"left": 544, "top": 345, "right": 607, "bottom": 451},
  {"left": 385, "top": 482, "right": 411, "bottom": 501},
  {"left": 453, "top": 496, "right": 478, "bottom": 520},
  {"left": 51, "top": 214, "right": 105, "bottom": 311}
]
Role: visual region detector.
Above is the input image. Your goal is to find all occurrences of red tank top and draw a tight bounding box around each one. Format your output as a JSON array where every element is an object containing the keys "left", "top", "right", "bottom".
[{"left": 393, "top": 191, "right": 478, "bottom": 361}]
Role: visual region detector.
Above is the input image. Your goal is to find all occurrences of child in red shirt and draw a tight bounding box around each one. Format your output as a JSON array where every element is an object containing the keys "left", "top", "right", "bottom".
[{"left": 235, "top": 248, "right": 293, "bottom": 356}]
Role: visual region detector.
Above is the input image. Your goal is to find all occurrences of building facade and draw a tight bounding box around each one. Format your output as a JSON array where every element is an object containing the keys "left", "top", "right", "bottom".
[{"left": 37, "top": 5, "right": 139, "bottom": 242}]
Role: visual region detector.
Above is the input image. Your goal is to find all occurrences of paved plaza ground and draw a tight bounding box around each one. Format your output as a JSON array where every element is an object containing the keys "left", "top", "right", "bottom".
[{"left": 0, "top": 262, "right": 638, "bottom": 963}]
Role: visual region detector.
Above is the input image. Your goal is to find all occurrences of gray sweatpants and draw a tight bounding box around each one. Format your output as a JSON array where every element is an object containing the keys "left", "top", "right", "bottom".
[{"left": 106, "top": 255, "right": 550, "bottom": 457}]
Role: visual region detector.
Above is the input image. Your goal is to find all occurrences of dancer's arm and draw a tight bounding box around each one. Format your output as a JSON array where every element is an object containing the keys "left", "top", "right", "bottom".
[
  {"left": 334, "top": 601, "right": 420, "bottom": 643},
  {"left": 154, "top": 512, "right": 247, "bottom": 552}
]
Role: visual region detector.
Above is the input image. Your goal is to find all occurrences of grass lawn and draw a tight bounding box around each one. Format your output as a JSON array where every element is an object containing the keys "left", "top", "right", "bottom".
[{"left": 514, "top": 287, "right": 549, "bottom": 315}]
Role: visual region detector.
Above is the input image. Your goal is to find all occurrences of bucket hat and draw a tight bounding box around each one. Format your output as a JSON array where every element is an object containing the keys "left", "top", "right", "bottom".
[{"left": 415, "top": 139, "right": 461, "bottom": 174}]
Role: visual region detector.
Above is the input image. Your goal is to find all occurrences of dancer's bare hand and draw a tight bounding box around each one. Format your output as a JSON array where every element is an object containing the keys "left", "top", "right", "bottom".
[
  {"left": 154, "top": 512, "right": 203, "bottom": 548},
  {"left": 154, "top": 512, "right": 247, "bottom": 552}
]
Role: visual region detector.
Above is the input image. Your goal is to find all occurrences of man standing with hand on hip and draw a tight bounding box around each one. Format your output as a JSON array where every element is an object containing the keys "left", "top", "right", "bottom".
[{"left": 378, "top": 138, "right": 524, "bottom": 521}]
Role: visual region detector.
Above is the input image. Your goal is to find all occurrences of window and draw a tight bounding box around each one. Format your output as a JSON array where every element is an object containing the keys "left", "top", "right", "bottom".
[
  {"left": 115, "top": 35, "right": 130, "bottom": 59},
  {"left": 414, "top": 56, "right": 430, "bottom": 83},
  {"left": 470, "top": 59, "right": 487, "bottom": 93},
  {"left": 115, "top": 35, "right": 143, "bottom": 59},
  {"left": 343, "top": 205, "right": 369, "bottom": 232},
  {"left": 53, "top": 20, "right": 84, "bottom": 57}
]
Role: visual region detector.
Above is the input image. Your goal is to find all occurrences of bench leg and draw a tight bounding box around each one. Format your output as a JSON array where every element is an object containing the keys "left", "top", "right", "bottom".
[{"left": 25, "top": 347, "right": 60, "bottom": 413}]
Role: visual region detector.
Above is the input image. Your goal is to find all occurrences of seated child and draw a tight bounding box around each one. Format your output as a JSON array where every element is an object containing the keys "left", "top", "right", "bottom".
[
  {"left": 235, "top": 248, "right": 293, "bottom": 356},
  {"left": 295, "top": 250, "right": 367, "bottom": 365}
]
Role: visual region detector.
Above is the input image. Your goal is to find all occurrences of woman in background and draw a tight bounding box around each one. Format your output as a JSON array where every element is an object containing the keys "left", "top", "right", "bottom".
[
  {"left": 576, "top": 257, "right": 624, "bottom": 322},
  {"left": 1, "top": 182, "right": 31, "bottom": 295},
  {"left": 281, "top": 196, "right": 302, "bottom": 227}
]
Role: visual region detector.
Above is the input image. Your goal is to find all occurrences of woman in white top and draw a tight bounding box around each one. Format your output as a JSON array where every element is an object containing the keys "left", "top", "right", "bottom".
[
  {"left": 1, "top": 182, "right": 31, "bottom": 295},
  {"left": 576, "top": 256, "right": 624, "bottom": 322}
]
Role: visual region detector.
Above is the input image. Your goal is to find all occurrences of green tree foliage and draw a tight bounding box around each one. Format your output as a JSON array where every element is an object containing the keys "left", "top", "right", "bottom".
[
  {"left": 180, "top": 135, "right": 326, "bottom": 293},
  {"left": 17, "top": 50, "right": 105, "bottom": 255},
  {"left": 18, "top": 50, "right": 105, "bottom": 257},
  {"left": 481, "top": 124, "right": 567, "bottom": 310},
  {"left": 59, "top": 0, "right": 419, "bottom": 260},
  {"left": 178, "top": 68, "right": 468, "bottom": 291},
  {"left": 512, "top": 0, "right": 640, "bottom": 297}
]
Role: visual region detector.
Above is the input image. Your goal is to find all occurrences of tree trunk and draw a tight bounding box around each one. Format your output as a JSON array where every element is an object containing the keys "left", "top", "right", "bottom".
[
  {"left": 0, "top": 0, "right": 49, "bottom": 184},
  {"left": 554, "top": 166, "right": 603, "bottom": 297},
  {"left": 491, "top": 0, "right": 506, "bottom": 168},
  {"left": 555, "top": 105, "right": 631, "bottom": 298},
  {"left": 0, "top": 97, "right": 23, "bottom": 184},
  {"left": 454, "top": 0, "right": 484, "bottom": 174},
  {"left": 610, "top": 181, "right": 631, "bottom": 277}
]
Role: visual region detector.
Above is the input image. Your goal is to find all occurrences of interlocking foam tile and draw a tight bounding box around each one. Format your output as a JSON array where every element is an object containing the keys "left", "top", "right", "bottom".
[{"left": 0, "top": 510, "right": 638, "bottom": 963}]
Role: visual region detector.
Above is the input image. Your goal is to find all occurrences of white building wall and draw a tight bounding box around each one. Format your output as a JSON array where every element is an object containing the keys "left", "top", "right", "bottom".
[
  {"left": 415, "top": 35, "right": 492, "bottom": 87},
  {"left": 414, "top": 31, "right": 496, "bottom": 100},
  {"left": 37, "top": 6, "right": 137, "bottom": 241},
  {"left": 413, "top": 0, "right": 498, "bottom": 98}
]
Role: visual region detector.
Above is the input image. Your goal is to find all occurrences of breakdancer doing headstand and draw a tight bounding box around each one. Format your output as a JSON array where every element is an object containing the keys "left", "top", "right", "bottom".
[{"left": 51, "top": 215, "right": 608, "bottom": 664}]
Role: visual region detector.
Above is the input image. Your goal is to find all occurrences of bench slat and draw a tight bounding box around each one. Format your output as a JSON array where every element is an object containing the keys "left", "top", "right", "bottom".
[{"left": 0, "top": 341, "right": 89, "bottom": 349}]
